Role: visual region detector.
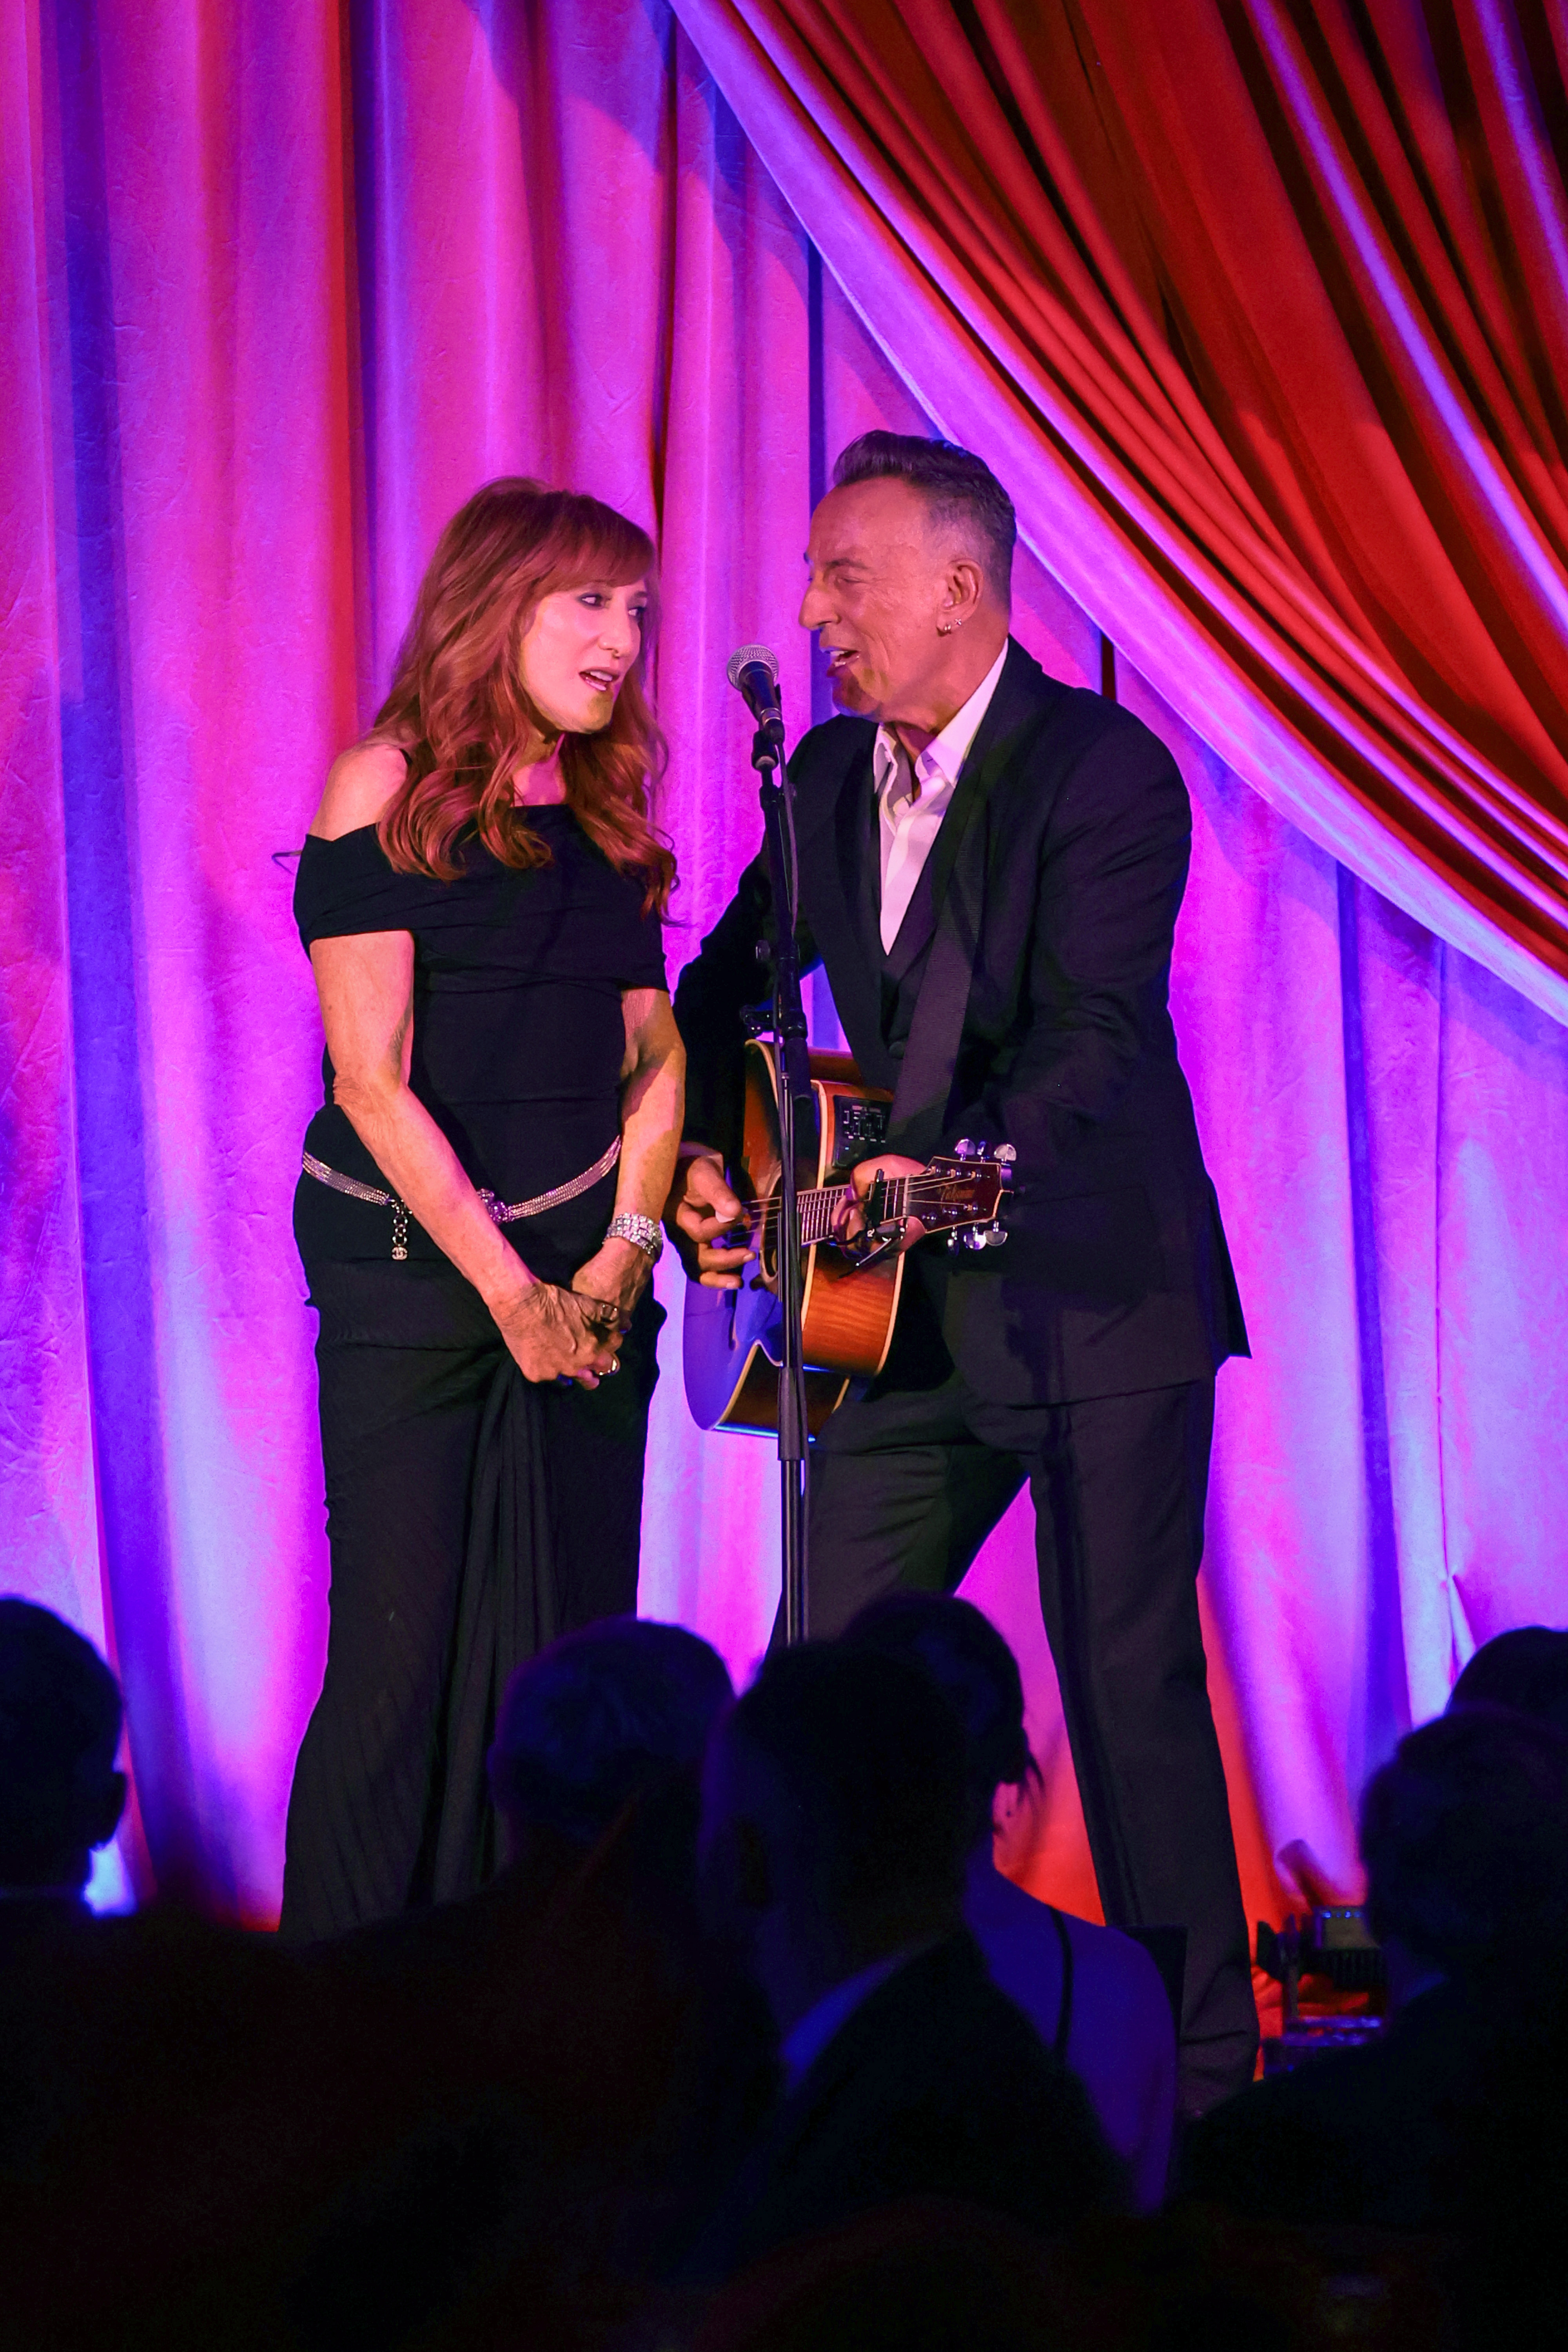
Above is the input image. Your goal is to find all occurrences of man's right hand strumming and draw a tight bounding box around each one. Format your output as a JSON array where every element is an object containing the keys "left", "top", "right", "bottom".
[
  {"left": 664, "top": 1148, "right": 755, "bottom": 1290},
  {"left": 494, "top": 1279, "right": 622, "bottom": 1387}
]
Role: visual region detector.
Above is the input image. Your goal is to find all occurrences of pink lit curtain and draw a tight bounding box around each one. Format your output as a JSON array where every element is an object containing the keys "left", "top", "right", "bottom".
[{"left": 4, "top": 0, "right": 1566, "bottom": 1932}]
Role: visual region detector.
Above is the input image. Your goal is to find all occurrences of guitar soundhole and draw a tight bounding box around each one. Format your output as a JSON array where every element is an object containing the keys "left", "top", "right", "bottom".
[{"left": 829, "top": 1098, "right": 889, "bottom": 1177}]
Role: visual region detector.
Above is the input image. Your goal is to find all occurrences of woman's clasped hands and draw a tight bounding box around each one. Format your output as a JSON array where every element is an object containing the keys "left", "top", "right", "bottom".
[{"left": 495, "top": 1278, "right": 626, "bottom": 1388}]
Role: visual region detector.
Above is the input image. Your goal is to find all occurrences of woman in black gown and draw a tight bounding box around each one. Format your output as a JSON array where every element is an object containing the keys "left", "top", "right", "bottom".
[{"left": 281, "top": 481, "right": 683, "bottom": 1939}]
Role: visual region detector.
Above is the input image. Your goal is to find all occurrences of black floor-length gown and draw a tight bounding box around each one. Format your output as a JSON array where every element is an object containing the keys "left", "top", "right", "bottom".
[{"left": 281, "top": 806, "right": 666, "bottom": 1941}]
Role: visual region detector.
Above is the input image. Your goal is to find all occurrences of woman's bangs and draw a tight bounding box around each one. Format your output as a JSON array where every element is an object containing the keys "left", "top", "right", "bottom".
[{"left": 546, "top": 507, "right": 657, "bottom": 610}]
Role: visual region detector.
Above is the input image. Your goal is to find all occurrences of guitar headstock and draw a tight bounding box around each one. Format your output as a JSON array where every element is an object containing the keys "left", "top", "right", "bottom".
[{"left": 918, "top": 1140, "right": 1016, "bottom": 1249}]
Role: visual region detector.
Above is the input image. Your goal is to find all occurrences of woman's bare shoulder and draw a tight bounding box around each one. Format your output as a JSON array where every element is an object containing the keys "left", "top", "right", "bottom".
[{"left": 308, "top": 740, "right": 410, "bottom": 840}]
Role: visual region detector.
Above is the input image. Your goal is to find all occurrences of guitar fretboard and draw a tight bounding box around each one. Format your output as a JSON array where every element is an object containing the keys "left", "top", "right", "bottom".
[{"left": 746, "top": 1177, "right": 913, "bottom": 1249}]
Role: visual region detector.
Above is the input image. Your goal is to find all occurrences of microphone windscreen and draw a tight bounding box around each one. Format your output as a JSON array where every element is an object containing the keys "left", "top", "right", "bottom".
[{"left": 726, "top": 643, "right": 779, "bottom": 690}]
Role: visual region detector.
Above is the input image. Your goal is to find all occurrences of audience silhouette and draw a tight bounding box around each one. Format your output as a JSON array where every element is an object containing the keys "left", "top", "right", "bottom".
[
  {"left": 6, "top": 1587, "right": 1566, "bottom": 2348},
  {"left": 0, "top": 1597, "right": 136, "bottom": 2184},
  {"left": 289, "top": 1617, "right": 771, "bottom": 2341},
  {"left": 490, "top": 1612, "right": 736, "bottom": 1851},
  {"left": 0, "top": 1595, "right": 126, "bottom": 1918},
  {"left": 1447, "top": 1622, "right": 1568, "bottom": 1733},
  {"left": 1181, "top": 1702, "right": 1568, "bottom": 2231},
  {"left": 686, "top": 1641, "right": 1123, "bottom": 2281},
  {"left": 842, "top": 1592, "right": 1176, "bottom": 2208}
]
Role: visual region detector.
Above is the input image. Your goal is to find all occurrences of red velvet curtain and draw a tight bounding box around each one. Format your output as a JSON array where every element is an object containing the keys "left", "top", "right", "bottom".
[{"left": 671, "top": 0, "right": 1568, "bottom": 1018}]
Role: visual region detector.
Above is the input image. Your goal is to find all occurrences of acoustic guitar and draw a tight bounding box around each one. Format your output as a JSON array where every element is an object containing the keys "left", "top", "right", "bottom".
[{"left": 682, "top": 1039, "right": 1015, "bottom": 1437}]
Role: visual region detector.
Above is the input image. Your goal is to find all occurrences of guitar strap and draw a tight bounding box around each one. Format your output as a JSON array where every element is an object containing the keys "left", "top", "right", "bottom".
[{"left": 886, "top": 708, "right": 1054, "bottom": 1163}]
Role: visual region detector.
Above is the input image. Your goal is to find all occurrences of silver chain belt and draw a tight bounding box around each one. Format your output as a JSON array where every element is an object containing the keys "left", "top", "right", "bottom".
[{"left": 301, "top": 1137, "right": 622, "bottom": 1261}]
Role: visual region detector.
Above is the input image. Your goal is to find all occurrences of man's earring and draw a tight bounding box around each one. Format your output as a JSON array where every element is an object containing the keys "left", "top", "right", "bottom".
[{"left": 938, "top": 620, "right": 954, "bottom": 636}]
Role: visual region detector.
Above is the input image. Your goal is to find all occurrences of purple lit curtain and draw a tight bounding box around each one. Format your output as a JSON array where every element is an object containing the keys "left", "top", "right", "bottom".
[{"left": 4, "top": 0, "right": 1566, "bottom": 1929}]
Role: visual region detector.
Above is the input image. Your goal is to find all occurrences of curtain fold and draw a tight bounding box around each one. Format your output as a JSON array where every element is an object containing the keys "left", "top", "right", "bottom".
[{"left": 667, "top": 0, "right": 1568, "bottom": 1022}]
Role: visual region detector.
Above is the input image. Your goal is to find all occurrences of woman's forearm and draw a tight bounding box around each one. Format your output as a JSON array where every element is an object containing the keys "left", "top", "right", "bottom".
[
  {"left": 568, "top": 1005, "right": 684, "bottom": 1314},
  {"left": 332, "top": 1073, "right": 535, "bottom": 1309},
  {"left": 336, "top": 1033, "right": 680, "bottom": 1308},
  {"left": 611, "top": 1027, "right": 685, "bottom": 1224}
]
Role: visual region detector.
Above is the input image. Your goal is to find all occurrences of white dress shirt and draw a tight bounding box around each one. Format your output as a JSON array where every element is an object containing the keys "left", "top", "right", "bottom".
[{"left": 873, "top": 641, "right": 1009, "bottom": 953}]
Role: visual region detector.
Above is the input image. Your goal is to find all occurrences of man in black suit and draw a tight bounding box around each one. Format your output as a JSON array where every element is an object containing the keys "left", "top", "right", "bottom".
[
  {"left": 685, "top": 1642, "right": 1120, "bottom": 2279},
  {"left": 666, "top": 432, "right": 1253, "bottom": 2110}
]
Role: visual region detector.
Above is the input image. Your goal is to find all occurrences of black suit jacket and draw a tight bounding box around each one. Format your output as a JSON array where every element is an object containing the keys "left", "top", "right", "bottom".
[
  {"left": 675, "top": 640, "right": 1248, "bottom": 1405},
  {"left": 683, "top": 1932, "right": 1123, "bottom": 2283}
]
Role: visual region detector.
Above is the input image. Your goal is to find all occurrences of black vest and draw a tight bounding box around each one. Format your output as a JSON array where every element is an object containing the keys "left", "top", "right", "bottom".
[{"left": 853, "top": 769, "right": 943, "bottom": 1082}]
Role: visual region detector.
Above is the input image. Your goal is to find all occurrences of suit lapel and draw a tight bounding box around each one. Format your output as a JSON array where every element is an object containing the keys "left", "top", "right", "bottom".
[
  {"left": 888, "top": 642, "right": 1062, "bottom": 1158},
  {"left": 925, "top": 640, "right": 1054, "bottom": 906},
  {"left": 884, "top": 642, "right": 1057, "bottom": 984},
  {"left": 882, "top": 842, "right": 937, "bottom": 983},
  {"left": 844, "top": 747, "right": 882, "bottom": 962},
  {"left": 731, "top": 1953, "right": 920, "bottom": 2211},
  {"left": 796, "top": 727, "right": 882, "bottom": 1063},
  {"left": 705, "top": 1938, "right": 974, "bottom": 2269}
]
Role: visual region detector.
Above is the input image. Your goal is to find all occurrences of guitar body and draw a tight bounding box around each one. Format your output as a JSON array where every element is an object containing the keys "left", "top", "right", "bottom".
[
  {"left": 683, "top": 1042, "right": 1015, "bottom": 1440},
  {"left": 682, "top": 1045, "right": 904, "bottom": 1438}
]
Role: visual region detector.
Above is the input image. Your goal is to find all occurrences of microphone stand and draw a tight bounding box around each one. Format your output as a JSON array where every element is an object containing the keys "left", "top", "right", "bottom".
[{"left": 751, "top": 703, "right": 811, "bottom": 1644}]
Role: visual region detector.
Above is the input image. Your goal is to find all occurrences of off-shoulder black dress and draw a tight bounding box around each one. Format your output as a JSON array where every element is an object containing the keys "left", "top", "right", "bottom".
[{"left": 282, "top": 808, "right": 667, "bottom": 1940}]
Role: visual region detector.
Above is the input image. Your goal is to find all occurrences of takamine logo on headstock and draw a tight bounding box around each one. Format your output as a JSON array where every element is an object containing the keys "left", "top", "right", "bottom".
[
  {"left": 683, "top": 1045, "right": 1022, "bottom": 1439},
  {"left": 844, "top": 1138, "right": 1016, "bottom": 1265}
]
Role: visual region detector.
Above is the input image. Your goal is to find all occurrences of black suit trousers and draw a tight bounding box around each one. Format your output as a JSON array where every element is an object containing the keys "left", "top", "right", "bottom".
[{"left": 806, "top": 1326, "right": 1255, "bottom": 2112}]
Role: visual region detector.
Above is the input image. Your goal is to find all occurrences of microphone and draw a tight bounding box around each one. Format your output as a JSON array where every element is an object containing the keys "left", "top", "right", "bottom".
[{"left": 726, "top": 643, "right": 785, "bottom": 746}]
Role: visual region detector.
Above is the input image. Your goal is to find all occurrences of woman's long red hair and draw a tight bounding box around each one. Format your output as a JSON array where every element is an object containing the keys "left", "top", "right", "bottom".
[{"left": 372, "top": 479, "right": 675, "bottom": 912}]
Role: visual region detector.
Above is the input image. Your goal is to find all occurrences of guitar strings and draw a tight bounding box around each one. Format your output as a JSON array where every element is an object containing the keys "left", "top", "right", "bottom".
[
  {"left": 726, "top": 1174, "right": 993, "bottom": 1241},
  {"left": 735, "top": 1177, "right": 984, "bottom": 1226}
]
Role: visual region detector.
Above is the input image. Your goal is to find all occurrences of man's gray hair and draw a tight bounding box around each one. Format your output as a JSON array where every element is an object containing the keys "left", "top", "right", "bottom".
[{"left": 831, "top": 432, "right": 1016, "bottom": 599}]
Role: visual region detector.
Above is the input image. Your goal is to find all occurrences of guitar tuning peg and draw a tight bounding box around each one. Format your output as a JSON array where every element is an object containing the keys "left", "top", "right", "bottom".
[
  {"left": 994, "top": 1144, "right": 1017, "bottom": 1164},
  {"left": 953, "top": 1138, "right": 978, "bottom": 1159},
  {"left": 980, "top": 1224, "right": 1008, "bottom": 1247}
]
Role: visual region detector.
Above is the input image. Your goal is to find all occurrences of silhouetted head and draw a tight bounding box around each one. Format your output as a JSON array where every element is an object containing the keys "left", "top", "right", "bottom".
[
  {"left": 0, "top": 1598, "right": 126, "bottom": 1895},
  {"left": 488, "top": 1616, "right": 733, "bottom": 1861},
  {"left": 1359, "top": 1705, "right": 1568, "bottom": 1990},
  {"left": 842, "top": 1593, "right": 1033, "bottom": 1848},
  {"left": 1449, "top": 1625, "right": 1568, "bottom": 1737},
  {"left": 700, "top": 1643, "right": 970, "bottom": 2032}
]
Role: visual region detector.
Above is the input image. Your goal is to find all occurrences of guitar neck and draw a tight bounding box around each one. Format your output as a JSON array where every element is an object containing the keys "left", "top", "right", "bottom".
[{"left": 791, "top": 1177, "right": 909, "bottom": 1248}]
